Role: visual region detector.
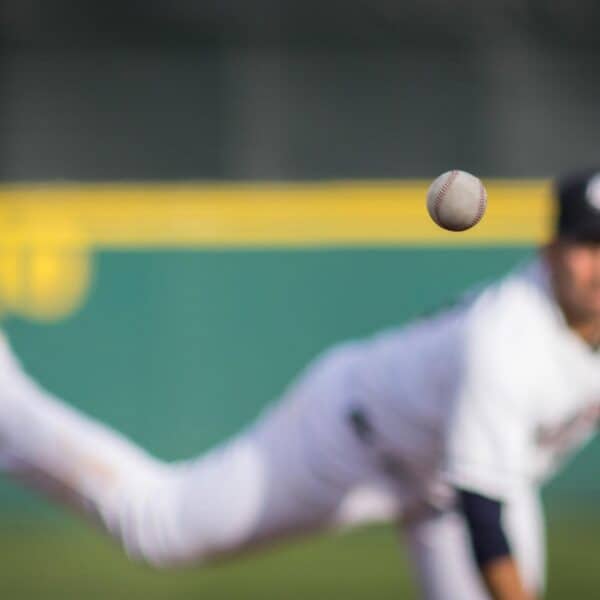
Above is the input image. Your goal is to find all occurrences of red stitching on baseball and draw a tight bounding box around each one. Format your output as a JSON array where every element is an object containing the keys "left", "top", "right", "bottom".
[
  {"left": 470, "top": 181, "right": 487, "bottom": 228},
  {"left": 433, "top": 169, "right": 460, "bottom": 225}
]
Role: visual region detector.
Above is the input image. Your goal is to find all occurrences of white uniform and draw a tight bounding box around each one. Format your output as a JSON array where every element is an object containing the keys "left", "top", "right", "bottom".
[{"left": 0, "top": 255, "right": 598, "bottom": 598}]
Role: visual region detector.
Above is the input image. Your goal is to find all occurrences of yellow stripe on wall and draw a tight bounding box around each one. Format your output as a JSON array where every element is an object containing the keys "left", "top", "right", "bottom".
[
  {"left": 0, "top": 180, "right": 553, "bottom": 321},
  {"left": 0, "top": 180, "right": 552, "bottom": 247}
]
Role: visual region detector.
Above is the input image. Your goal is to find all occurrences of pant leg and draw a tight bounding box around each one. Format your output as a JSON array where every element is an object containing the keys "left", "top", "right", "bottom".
[
  {"left": 0, "top": 333, "right": 175, "bottom": 555},
  {"left": 403, "top": 487, "right": 545, "bottom": 600},
  {"left": 404, "top": 509, "right": 489, "bottom": 600},
  {"left": 169, "top": 343, "right": 379, "bottom": 563},
  {"left": 0, "top": 336, "right": 374, "bottom": 566},
  {"left": 502, "top": 486, "right": 546, "bottom": 596}
]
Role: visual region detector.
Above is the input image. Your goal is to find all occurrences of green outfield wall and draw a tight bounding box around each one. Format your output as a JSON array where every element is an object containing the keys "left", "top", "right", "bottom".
[{"left": 1, "top": 245, "right": 599, "bottom": 514}]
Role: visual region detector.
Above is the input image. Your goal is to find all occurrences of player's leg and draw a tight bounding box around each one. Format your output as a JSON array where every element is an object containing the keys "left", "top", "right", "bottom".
[
  {"left": 0, "top": 333, "right": 173, "bottom": 546},
  {"left": 402, "top": 487, "right": 545, "bottom": 600},
  {"left": 0, "top": 335, "right": 378, "bottom": 566},
  {"left": 403, "top": 508, "right": 489, "bottom": 600},
  {"left": 162, "top": 342, "right": 388, "bottom": 563}
]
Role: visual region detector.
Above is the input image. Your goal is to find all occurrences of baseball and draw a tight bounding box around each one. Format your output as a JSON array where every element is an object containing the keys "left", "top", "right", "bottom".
[{"left": 426, "top": 170, "right": 487, "bottom": 231}]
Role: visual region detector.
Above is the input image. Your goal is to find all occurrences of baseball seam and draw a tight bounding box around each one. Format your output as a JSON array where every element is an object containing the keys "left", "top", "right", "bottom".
[
  {"left": 470, "top": 181, "right": 487, "bottom": 228},
  {"left": 433, "top": 169, "right": 460, "bottom": 226}
]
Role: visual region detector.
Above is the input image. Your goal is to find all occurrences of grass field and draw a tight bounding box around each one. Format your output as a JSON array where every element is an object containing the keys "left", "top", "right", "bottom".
[{"left": 0, "top": 514, "right": 597, "bottom": 599}]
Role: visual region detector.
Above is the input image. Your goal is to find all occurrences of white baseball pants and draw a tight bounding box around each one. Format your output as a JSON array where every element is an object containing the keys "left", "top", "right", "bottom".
[{"left": 0, "top": 336, "right": 543, "bottom": 598}]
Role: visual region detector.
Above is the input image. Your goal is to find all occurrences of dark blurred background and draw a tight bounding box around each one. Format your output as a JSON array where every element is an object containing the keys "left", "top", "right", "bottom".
[{"left": 2, "top": 0, "right": 600, "bottom": 181}]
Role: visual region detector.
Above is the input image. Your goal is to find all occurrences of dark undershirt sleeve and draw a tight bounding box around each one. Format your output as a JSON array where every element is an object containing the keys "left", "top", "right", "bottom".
[{"left": 458, "top": 488, "right": 512, "bottom": 568}]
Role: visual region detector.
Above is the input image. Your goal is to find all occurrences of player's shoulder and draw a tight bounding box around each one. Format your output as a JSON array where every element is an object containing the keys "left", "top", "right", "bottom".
[
  {"left": 471, "top": 257, "right": 553, "bottom": 322},
  {"left": 450, "top": 258, "right": 557, "bottom": 413},
  {"left": 463, "top": 258, "right": 559, "bottom": 373}
]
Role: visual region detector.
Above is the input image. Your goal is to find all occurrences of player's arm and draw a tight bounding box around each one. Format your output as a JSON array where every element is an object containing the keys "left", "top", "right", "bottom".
[{"left": 458, "top": 489, "right": 536, "bottom": 600}]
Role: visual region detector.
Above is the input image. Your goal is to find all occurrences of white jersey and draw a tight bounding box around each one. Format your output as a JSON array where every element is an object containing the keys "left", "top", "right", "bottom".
[{"left": 350, "top": 255, "right": 600, "bottom": 503}]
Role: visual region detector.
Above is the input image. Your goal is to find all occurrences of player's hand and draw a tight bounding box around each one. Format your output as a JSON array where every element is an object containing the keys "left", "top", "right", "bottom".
[{"left": 481, "top": 556, "right": 537, "bottom": 600}]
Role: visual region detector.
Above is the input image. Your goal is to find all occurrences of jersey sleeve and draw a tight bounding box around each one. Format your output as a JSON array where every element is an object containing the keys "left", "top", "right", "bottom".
[
  {"left": 444, "top": 295, "right": 533, "bottom": 500},
  {"left": 458, "top": 489, "right": 511, "bottom": 566}
]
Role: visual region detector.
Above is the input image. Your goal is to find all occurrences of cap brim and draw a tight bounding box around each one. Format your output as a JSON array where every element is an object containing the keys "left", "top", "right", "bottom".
[{"left": 558, "top": 224, "right": 600, "bottom": 243}]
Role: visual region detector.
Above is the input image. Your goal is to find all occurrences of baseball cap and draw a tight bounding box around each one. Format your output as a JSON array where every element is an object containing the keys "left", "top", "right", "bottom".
[{"left": 555, "top": 168, "right": 600, "bottom": 242}]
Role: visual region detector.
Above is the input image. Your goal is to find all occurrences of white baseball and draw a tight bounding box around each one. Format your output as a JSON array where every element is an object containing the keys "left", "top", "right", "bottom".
[{"left": 426, "top": 170, "right": 487, "bottom": 231}]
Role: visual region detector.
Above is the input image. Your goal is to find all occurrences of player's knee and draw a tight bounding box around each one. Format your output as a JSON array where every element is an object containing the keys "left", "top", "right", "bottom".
[
  {"left": 115, "top": 443, "right": 266, "bottom": 568},
  {"left": 106, "top": 463, "right": 212, "bottom": 568}
]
